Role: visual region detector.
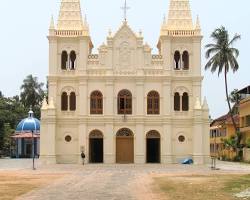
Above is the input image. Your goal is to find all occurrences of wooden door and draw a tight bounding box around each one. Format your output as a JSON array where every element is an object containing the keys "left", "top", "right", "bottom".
[{"left": 116, "top": 137, "right": 134, "bottom": 163}]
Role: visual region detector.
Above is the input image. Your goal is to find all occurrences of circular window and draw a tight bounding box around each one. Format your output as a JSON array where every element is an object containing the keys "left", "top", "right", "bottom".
[
  {"left": 65, "top": 135, "right": 72, "bottom": 142},
  {"left": 178, "top": 135, "right": 185, "bottom": 143}
]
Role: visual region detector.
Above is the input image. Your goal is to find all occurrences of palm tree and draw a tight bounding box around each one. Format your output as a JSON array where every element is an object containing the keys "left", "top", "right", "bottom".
[
  {"left": 205, "top": 26, "right": 241, "bottom": 133},
  {"left": 20, "top": 75, "right": 45, "bottom": 118}
]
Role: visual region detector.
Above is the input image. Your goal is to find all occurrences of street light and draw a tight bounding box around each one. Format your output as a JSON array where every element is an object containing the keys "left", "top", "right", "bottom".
[{"left": 32, "top": 130, "right": 36, "bottom": 170}]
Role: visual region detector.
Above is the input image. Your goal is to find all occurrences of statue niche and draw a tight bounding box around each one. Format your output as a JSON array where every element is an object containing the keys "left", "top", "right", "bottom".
[{"left": 119, "top": 42, "right": 131, "bottom": 68}]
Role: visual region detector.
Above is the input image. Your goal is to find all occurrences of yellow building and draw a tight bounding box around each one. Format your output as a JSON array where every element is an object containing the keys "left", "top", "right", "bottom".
[
  {"left": 210, "top": 108, "right": 239, "bottom": 159},
  {"left": 238, "top": 86, "right": 250, "bottom": 161},
  {"left": 238, "top": 86, "right": 250, "bottom": 143}
]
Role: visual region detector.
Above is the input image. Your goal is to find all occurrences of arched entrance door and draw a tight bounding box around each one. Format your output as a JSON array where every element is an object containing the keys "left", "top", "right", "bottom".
[
  {"left": 89, "top": 130, "right": 103, "bottom": 163},
  {"left": 116, "top": 128, "right": 134, "bottom": 163},
  {"left": 146, "top": 131, "right": 160, "bottom": 163}
]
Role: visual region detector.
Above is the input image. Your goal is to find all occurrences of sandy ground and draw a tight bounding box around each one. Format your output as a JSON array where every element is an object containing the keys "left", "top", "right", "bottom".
[
  {"left": 0, "top": 170, "right": 65, "bottom": 200},
  {"left": 0, "top": 159, "right": 250, "bottom": 200}
]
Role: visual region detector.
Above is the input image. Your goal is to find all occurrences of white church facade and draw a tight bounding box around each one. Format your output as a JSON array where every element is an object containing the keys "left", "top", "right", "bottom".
[{"left": 40, "top": 0, "right": 210, "bottom": 165}]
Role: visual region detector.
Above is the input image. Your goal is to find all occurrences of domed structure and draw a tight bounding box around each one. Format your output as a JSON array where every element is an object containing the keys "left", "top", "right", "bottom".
[
  {"left": 12, "top": 109, "right": 40, "bottom": 158},
  {"left": 16, "top": 110, "right": 40, "bottom": 133}
]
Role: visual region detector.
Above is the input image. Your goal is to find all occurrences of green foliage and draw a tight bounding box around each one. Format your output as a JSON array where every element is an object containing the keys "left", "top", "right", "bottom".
[
  {"left": 229, "top": 89, "right": 241, "bottom": 104},
  {"left": 2, "top": 123, "right": 14, "bottom": 155},
  {"left": 205, "top": 26, "right": 241, "bottom": 156},
  {"left": 0, "top": 75, "right": 46, "bottom": 156},
  {"left": 246, "top": 138, "right": 250, "bottom": 148},
  {"left": 20, "top": 75, "right": 45, "bottom": 118},
  {"left": 0, "top": 94, "right": 26, "bottom": 156},
  {"left": 205, "top": 26, "right": 241, "bottom": 75},
  {"left": 223, "top": 136, "right": 236, "bottom": 150}
]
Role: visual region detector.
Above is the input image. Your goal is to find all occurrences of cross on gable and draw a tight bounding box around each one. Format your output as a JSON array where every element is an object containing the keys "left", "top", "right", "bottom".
[{"left": 121, "top": 0, "right": 130, "bottom": 21}]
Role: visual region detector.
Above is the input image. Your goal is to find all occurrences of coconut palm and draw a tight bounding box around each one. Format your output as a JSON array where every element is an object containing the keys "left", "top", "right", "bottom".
[
  {"left": 205, "top": 26, "right": 241, "bottom": 133},
  {"left": 20, "top": 75, "right": 44, "bottom": 108},
  {"left": 20, "top": 75, "right": 45, "bottom": 118}
]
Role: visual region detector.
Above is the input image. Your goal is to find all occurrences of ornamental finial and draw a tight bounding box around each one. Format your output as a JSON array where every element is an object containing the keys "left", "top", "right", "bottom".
[{"left": 28, "top": 106, "right": 34, "bottom": 118}]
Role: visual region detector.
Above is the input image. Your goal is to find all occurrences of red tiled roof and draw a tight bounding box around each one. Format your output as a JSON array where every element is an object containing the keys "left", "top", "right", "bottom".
[
  {"left": 11, "top": 133, "right": 40, "bottom": 139},
  {"left": 211, "top": 114, "right": 239, "bottom": 127}
]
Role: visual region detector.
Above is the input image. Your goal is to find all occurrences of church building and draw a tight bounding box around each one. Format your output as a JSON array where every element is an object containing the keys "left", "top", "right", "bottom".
[{"left": 40, "top": 0, "right": 210, "bottom": 164}]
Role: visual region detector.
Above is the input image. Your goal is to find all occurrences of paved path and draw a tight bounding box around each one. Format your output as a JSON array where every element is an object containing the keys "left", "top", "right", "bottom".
[{"left": 1, "top": 159, "right": 250, "bottom": 200}]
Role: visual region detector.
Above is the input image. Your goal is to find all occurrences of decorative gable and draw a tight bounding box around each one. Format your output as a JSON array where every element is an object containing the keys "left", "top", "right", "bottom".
[{"left": 112, "top": 22, "right": 141, "bottom": 70}]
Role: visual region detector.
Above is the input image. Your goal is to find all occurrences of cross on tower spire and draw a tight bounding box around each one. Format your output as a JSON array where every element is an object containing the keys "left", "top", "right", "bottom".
[{"left": 121, "top": 0, "right": 130, "bottom": 21}]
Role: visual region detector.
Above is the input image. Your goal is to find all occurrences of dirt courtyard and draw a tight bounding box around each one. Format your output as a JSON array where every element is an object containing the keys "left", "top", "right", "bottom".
[
  {"left": 0, "top": 171, "right": 64, "bottom": 200},
  {"left": 0, "top": 159, "right": 250, "bottom": 200}
]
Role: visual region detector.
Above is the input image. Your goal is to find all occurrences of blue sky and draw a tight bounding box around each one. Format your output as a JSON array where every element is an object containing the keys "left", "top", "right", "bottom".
[{"left": 0, "top": 0, "right": 249, "bottom": 118}]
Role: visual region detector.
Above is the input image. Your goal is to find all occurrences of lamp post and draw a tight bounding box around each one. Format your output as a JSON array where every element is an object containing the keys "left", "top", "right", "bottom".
[{"left": 32, "top": 130, "right": 36, "bottom": 170}]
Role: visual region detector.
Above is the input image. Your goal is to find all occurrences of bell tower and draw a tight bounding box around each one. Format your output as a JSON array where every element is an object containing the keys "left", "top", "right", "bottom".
[
  {"left": 41, "top": 0, "right": 93, "bottom": 164},
  {"left": 47, "top": 0, "right": 93, "bottom": 105},
  {"left": 158, "top": 0, "right": 202, "bottom": 75}
]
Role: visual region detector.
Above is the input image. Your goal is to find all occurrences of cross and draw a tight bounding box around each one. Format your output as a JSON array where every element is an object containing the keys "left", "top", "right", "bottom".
[{"left": 121, "top": 0, "right": 130, "bottom": 21}]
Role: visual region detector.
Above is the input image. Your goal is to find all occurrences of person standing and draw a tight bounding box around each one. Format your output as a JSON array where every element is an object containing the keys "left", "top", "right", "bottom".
[{"left": 81, "top": 151, "right": 86, "bottom": 165}]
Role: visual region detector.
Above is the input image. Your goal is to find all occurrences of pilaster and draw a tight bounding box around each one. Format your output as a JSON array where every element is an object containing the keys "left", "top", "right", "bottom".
[
  {"left": 162, "top": 124, "right": 173, "bottom": 163},
  {"left": 136, "top": 81, "right": 144, "bottom": 116},
  {"left": 105, "top": 81, "right": 114, "bottom": 116},
  {"left": 105, "top": 123, "right": 115, "bottom": 163},
  {"left": 135, "top": 123, "right": 145, "bottom": 163}
]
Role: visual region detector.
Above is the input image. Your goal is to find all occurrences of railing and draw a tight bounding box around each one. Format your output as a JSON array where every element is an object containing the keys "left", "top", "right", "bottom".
[
  {"left": 88, "top": 54, "right": 99, "bottom": 65},
  {"left": 55, "top": 30, "right": 86, "bottom": 37},
  {"left": 151, "top": 54, "right": 163, "bottom": 66},
  {"left": 152, "top": 55, "right": 162, "bottom": 59},
  {"left": 164, "top": 30, "right": 200, "bottom": 37},
  {"left": 88, "top": 54, "right": 99, "bottom": 59}
]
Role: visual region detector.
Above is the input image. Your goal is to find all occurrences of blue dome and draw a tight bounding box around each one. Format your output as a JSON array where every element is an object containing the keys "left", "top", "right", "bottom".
[{"left": 15, "top": 110, "right": 40, "bottom": 133}]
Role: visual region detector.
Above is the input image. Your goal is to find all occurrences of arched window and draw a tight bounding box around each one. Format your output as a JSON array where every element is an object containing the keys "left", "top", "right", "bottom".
[
  {"left": 174, "top": 51, "right": 181, "bottom": 70},
  {"left": 70, "top": 51, "right": 76, "bottom": 70},
  {"left": 61, "top": 51, "right": 68, "bottom": 70},
  {"left": 89, "top": 130, "right": 103, "bottom": 139},
  {"left": 182, "top": 92, "right": 189, "bottom": 111},
  {"left": 147, "top": 91, "right": 160, "bottom": 115},
  {"left": 174, "top": 92, "right": 180, "bottom": 111},
  {"left": 116, "top": 128, "right": 134, "bottom": 137},
  {"left": 182, "top": 51, "right": 189, "bottom": 70},
  {"left": 147, "top": 130, "right": 161, "bottom": 139},
  {"left": 118, "top": 90, "right": 132, "bottom": 115},
  {"left": 90, "top": 91, "right": 103, "bottom": 114},
  {"left": 61, "top": 92, "right": 68, "bottom": 111},
  {"left": 69, "top": 92, "right": 76, "bottom": 111}
]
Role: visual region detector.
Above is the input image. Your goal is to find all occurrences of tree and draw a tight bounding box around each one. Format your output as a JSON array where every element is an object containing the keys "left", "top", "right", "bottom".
[
  {"left": 20, "top": 75, "right": 45, "bottom": 118},
  {"left": 229, "top": 89, "right": 241, "bottom": 104},
  {"left": 205, "top": 26, "right": 241, "bottom": 133},
  {"left": 0, "top": 93, "right": 27, "bottom": 156},
  {"left": 2, "top": 123, "right": 14, "bottom": 156}
]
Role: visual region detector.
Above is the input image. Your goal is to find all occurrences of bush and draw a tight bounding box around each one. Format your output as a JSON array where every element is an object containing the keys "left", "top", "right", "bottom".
[
  {"left": 246, "top": 139, "right": 250, "bottom": 148},
  {"left": 233, "top": 155, "right": 242, "bottom": 162}
]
